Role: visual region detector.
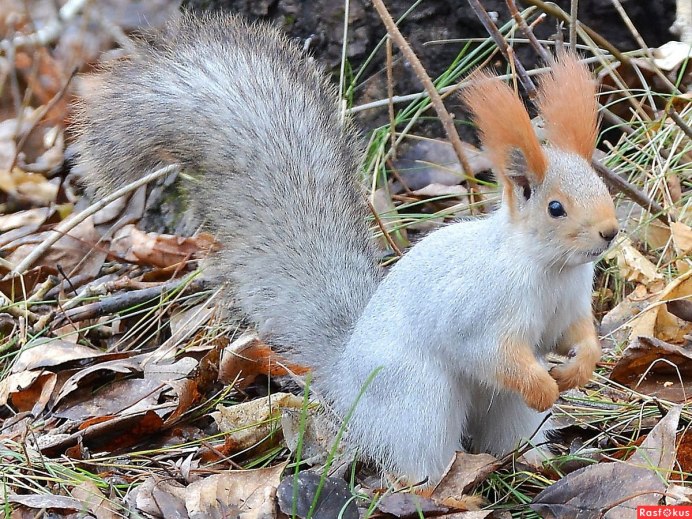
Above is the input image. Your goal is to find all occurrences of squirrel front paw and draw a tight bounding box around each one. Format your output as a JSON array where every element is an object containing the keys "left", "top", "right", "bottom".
[
  {"left": 551, "top": 319, "right": 602, "bottom": 392},
  {"left": 550, "top": 353, "right": 597, "bottom": 392},
  {"left": 521, "top": 370, "right": 560, "bottom": 412},
  {"left": 499, "top": 339, "right": 560, "bottom": 412}
]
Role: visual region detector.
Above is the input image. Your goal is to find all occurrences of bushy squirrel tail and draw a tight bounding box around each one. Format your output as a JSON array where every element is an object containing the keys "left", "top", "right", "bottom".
[{"left": 74, "top": 13, "right": 381, "bottom": 372}]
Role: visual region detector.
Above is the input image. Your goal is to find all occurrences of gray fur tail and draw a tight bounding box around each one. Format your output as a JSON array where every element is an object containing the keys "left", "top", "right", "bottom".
[{"left": 74, "top": 12, "right": 381, "bottom": 373}]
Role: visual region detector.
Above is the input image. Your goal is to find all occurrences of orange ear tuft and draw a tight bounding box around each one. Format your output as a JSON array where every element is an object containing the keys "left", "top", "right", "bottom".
[
  {"left": 537, "top": 52, "right": 598, "bottom": 160},
  {"left": 462, "top": 71, "right": 547, "bottom": 182}
]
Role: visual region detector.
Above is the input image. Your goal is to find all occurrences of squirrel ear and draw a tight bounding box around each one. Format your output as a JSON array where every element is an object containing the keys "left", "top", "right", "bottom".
[
  {"left": 537, "top": 52, "right": 599, "bottom": 160},
  {"left": 505, "top": 148, "right": 534, "bottom": 200},
  {"left": 462, "top": 71, "right": 547, "bottom": 187}
]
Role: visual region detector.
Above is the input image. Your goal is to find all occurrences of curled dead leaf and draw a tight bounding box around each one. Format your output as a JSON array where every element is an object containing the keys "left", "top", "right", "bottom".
[{"left": 212, "top": 393, "right": 303, "bottom": 452}]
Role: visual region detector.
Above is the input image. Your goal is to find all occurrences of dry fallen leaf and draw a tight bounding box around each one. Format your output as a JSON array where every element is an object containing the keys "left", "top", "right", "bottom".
[
  {"left": 377, "top": 493, "right": 449, "bottom": 518},
  {"left": 1, "top": 494, "right": 83, "bottom": 511},
  {"left": 610, "top": 336, "right": 692, "bottom": 402},
  {"left": 8, "top": 216, "right": 107, "bottom": 282},
  {"left": 623, "top": 270, "right": 692, "bottom": 344},
  {"left": 606, "top": 237, "right": 664, "bottom": 289},
  {"left": 433, "top": 452, "right": 501, "bottom": 500},
  {"left": 628, "top": 405, "right": 681, "bottom": 474},
  {"left": 281, "top": 408, "right": 332, "bottom": 466},
  {"left": 219, "top": 332, "right": 309, "bottom": 388},
  {"left": 0, "top": 207, "right": 55, "bottom": 231},
  {"left": 212, "top": 393, "right": 303, "bottom": 452},
  {"left": 186, "top": 462, "right": 286, "bottom": 519},
  {"left": 532, "top": 405, "right": 680, "bottom": 517},
  {"left": 0, "top": 370, "right": 55, "bottom": 416},
  {"left": 41, "top": 409, "right": 166, "bottom": 457},
  {"left": 54, "top": 378, "right": 166, "bottom": 421},
  {"left": 12, "top": 337, "right": 127, "bottom": 373},
  {"left": 117, "top": 227, "right": 219, "bottom": 268},
  {"left": 277, "top": 471, "right": 357, "bottom": 519},
  {"left": 71, "top": 480, "right": 121, "bottom": 519},
  {"left": 671, "top": 221, "right": 692, "bottom": 257},
  {"left": 0, "top": 265, "right": 57, "bottom": 301}
]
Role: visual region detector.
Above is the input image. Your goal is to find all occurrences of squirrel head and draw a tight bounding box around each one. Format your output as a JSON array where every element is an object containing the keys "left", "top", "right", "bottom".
[{"left": 462, "top": 53, "right": 619, "bottom": 266}]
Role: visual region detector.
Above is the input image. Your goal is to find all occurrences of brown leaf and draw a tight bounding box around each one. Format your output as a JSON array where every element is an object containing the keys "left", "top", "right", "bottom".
[
  {"left": 0, "top": 371, "right": 37, "bottom": 407},
  {"left": 281, "top": 409, "right": 332, "bottom": 466},
  {"left": 212, "top": 393, "right": 303, "bottom": 452},
  {"left": 676, "top": 432, "right": 692, "bottom": 475},
  {"left": 668, "top": 300, "right": 692, "bottom": 322},
  {"left": 185, "top": 462, "right": 286, "bottom": 519},
  {"left": 71, "top": 480, "right": 121, "bottom": 519},
  {"left": 532, "top": 405, "right": 680, "bottom": 517},
  {"left": 0, "top": 265, "right": 57, "bottom": 301},
  {"left": 531, "top": 463, "right": 664, "bottom": 518},
  {"left": 54, "top": 353, "right": 147, "bottom": 407},
  {"left": 606, "top": 237, "right": 664, "bottom": 289},
  {"left": 0, "top": 207, "right": 55, "bottom": 231},
  {"left": 128, "top": 227, "right": 219, "bottom": 268},
  {"left": 377, "top": 493, "right": 449, "bottom": 518},
  {"left": 152, "top": 478, "right": 189, "bottom": 518},
  {"left": 10, "top": 371, "right": 56, "bottom": 415},
  {"left": 671, "top": 221, "right": 692, "bottom": 256},
  {"left": 163, "top": 378, "right": 201, "bottom": 426},
  {"left": 12, "top": 337, "right": 127, "bottom": 373},
  {"left": 0, "top": 167, "right": 59, "bottom": 204},
  {"left": 436, "top": 513, "right": 493, "bottom": 519},
  {"left": 219, "top": 332, "right": 309, "bottom": 388},
  {"left": 626, "top": 270, "right": 692, "bottom": 344},
  {"left": 276, "top": 470, "right": 356, "bottom": 519},
  {"left": 629, "top": 405, "right": 681, "bottom": 475},
  {"left": 8, "top": 216, "right": 107, "bottom": 281},
  {"left": 610, "top": 336, "right": 692, "bottom": 401},
  {"left": 433, "top": 452, "right": 501, "bottom": 499},
  {"left": 126, "top": 474, "right": 188, "bottom": 518},
  {"left": 2, "top": 494, "right": 82, "bottom": 510},
  {"left": 53, "top": 378, "right": 165, "bottom": 421},
  {"left": 41, "top": 410, "right": 165, "bottom": 456}
]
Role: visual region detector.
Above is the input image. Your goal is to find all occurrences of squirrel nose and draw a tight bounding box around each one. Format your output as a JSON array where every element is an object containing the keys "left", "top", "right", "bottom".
[{"left": 599, "top": 227, "right": 619, "bottom": 243}]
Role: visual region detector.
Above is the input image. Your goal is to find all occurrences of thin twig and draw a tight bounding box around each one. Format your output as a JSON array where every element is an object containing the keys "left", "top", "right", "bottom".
[
  {"left": 467, "top": 0, "right": 538, "bottom": 98},
  {"left": 5, "top": 24, "right": 22, "bottom": 116},
  {"left": 569, "top": 0, "right": 578, "bottom": 52},
  {"left": 667, "top": 108, "right": 692, "bottom": 140},
  {"left": 338, "top": 0, "right": 350, "bottom": 123},
  {"left": 348, "top": 57, "right": 610, "bottom": 114},
  {"left": 9, "top": 67, "right": 78, "bottom": 171},
  {"left": 10, "top": 164, "right": 180, "bottom": 275},
  {"left": 521, "top": 0, "right": 629, "bottom": 65},
  {"left": 386, "top": 37, "right": 397, "bottom": 158},
  {"left": 371, "top": 0, "right": 480, "bottom": 204},
  {"left": 609, "top": 0, "right": 679, "bottom": 94},
  {"left": 505, "top": 0, "right": 551, "bottom": 63},
  {"left": 367, "top": 199, "right": 402, "bottom": 257},
  {"left": 55, "top": 275, "right": 205, "bottom": 324},
  {"left": 0, "top": 293, "right": 38, "bottom": 323},
  {"left": 592, "top": 160, "right": 670, "bottom": 224}
]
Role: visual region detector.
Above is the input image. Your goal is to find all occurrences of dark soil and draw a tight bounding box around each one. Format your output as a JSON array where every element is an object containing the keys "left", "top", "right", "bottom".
[{"left": 181, "top": 0, "right": 676, "bottom": 94}]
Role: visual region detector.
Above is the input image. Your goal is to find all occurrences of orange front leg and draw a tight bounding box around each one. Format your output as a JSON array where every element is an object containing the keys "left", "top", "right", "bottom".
[
  {"left": 550, "top": 316, "right": 602, "bottom": 392},
  {"left": 498, "top": 336, "right": 559, "bottom": 412}
]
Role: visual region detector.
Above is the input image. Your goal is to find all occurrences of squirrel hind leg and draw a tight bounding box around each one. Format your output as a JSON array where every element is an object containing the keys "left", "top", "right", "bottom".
[
  {"left": 467, "top": 389, "right": 549, "bottom": 455},
  {"left": 338, "top": 370, "right": 469, "bottom": 486}
]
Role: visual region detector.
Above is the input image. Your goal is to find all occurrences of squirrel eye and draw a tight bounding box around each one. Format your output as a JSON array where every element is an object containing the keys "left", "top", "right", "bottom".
[{"left": 548, "top": 200, "right": 566, "bottom": 218}]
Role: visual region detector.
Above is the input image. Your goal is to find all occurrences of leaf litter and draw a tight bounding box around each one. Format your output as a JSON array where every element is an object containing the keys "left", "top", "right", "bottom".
[{"left": 0, "top": 0, "right": 690, "bottom": 517}]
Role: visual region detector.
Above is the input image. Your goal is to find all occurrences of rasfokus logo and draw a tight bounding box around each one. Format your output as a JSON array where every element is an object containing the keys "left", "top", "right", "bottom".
[{"left": 638, "top": 506, "right": 692, "bottom": 517}]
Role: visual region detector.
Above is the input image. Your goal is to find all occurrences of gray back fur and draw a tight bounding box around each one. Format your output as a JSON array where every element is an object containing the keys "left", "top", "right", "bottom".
[{"left": 73, "top": 13, "right": 382, "bottom": 373}]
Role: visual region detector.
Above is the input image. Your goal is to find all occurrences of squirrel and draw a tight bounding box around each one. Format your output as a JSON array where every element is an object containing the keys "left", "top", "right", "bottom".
[{"left": 74, "top": 12, "right": 619, "bottom": 484}]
